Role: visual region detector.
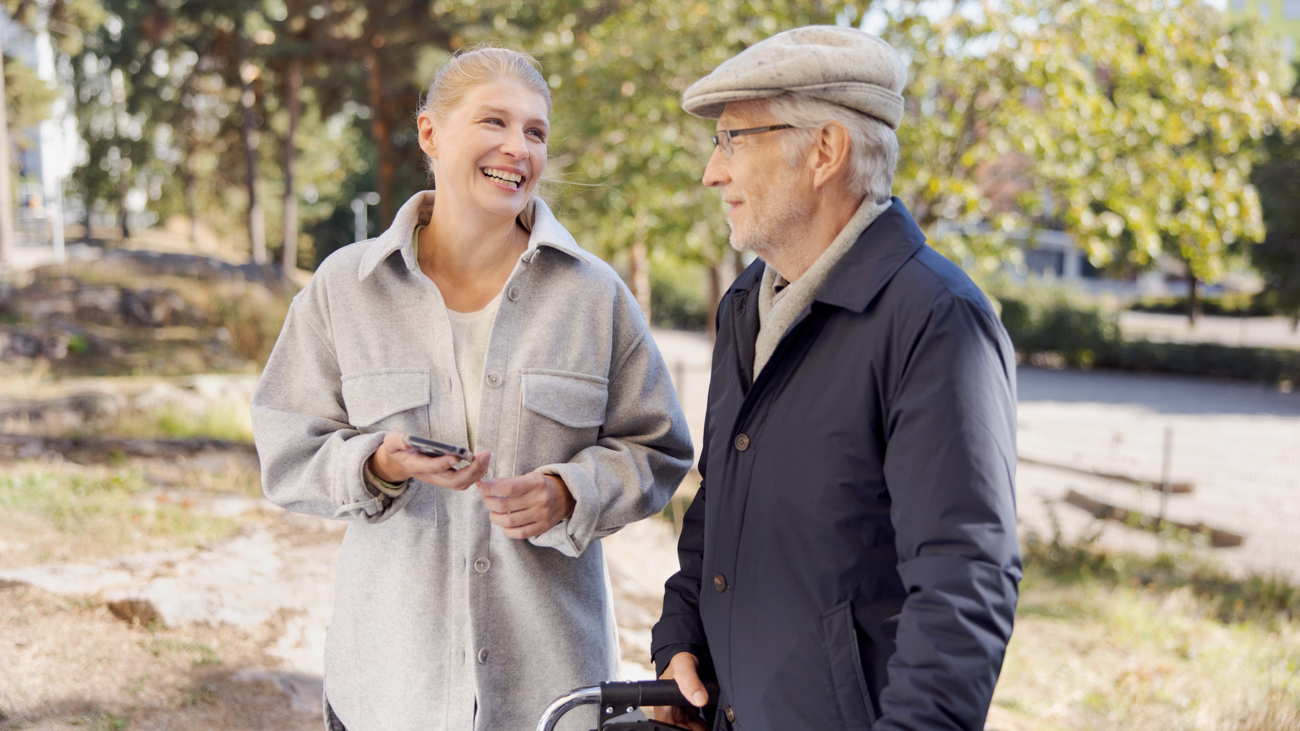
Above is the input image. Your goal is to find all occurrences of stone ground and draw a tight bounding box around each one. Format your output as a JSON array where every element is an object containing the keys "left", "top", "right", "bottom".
[{"left": 3, "top": 329, "right": 1300, "bottom": 728}]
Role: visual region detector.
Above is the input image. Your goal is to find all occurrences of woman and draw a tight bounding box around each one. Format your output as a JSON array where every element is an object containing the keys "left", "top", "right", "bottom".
[{"left": 252, "top": 47, "right": 693, "bottom": 731}]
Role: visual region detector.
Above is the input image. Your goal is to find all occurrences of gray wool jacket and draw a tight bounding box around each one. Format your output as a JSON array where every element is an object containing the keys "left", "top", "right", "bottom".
[{"left": 252, "top": 191, "right": 693, "bottom": 731}]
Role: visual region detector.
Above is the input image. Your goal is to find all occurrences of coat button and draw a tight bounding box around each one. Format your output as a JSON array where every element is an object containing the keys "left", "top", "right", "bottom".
[
  {"left": 725, "top": 706, "right": 735, "bottom": 723},
  {"left": 474, "top": 557, "right": 491, "bottom": 573},
  {"left": 477, "top": 648, "right": 488, "bottom": 664},
  {"left": 507, "top": 286, "right": 520, "bottom": 302},
  {"left": 733, "top": 433, "right": 750, "bottom": 451},
  {"left": 714, "top": 574, "right": 727, "bottom": 592},
  {"left": 486, "top": 371, "right": 503, "bottom": 387}
]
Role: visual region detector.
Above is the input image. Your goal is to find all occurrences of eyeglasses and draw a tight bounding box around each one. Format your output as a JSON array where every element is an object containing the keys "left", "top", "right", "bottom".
[{"left": 711, "top": 124, "right": 795, "bottom": 157}]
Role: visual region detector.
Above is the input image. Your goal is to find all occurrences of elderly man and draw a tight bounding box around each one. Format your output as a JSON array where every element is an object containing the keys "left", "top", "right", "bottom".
[{"left": 649, "top": 26, "right": 1021, "bottom": 731}]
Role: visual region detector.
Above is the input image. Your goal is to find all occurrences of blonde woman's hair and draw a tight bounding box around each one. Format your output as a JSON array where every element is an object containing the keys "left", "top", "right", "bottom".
[{"left": 420, "top": 45, "right": 551, "bottom": 122}]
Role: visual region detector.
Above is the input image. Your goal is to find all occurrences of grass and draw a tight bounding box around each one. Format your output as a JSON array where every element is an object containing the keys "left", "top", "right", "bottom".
[
  {"left": 144, "top": 637, "right": 223, "bottom": 667},
  {"left": 69, "top": 710, "right": 129, "bottom": 730},
  {"left": 106, "top": 398, "right": 255, "bottom": 443},
  {"left": 988, "top": 526, "right": 1300, "bottom": 730},
  {"left": 0, "top": 468, "right": 244, "bottom": 565}
]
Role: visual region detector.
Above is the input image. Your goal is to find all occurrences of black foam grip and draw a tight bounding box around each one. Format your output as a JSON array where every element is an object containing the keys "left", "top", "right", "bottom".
[{"left": 599, "top": 680, "right": 720, "bottom": 708}]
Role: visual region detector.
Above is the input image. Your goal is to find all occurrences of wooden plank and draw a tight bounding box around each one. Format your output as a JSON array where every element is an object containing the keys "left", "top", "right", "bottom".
[
  {"left": 1020, "top": 456, "right": 1194, "bottom": 494},
  {"left": 1064, "top": 489, "right": 1244, "bottom": 548}
]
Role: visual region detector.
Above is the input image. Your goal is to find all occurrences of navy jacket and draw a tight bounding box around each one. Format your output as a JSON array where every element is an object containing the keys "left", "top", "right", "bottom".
[{"left": 651, "top": 200, "right": 1021, "bottom": 731}]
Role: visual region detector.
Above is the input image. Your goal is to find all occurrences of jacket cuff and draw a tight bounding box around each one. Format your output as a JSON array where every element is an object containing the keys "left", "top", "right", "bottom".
[
  {"left": 528, "top": 463, "right": 596, "bottom": 557},
  {"left": 336, "top": 432, "right": 413, "bottom": 523}
]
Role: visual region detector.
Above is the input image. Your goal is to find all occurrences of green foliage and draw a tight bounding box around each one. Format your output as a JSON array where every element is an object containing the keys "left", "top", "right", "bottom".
[
  {"left": 884, "top": 0, "right": 1298, "bottom": 281},
  {"left": 650, "top": 256, "right": 710, "bottom": 330},
  {"left": 1250, "top": 64, "right": 1300, "bottom": 324},
  {"left": 527, "top": 0, "right": 852, "bottom": 273},
  {"left": 993, "top": 279, "right": 1118, "bottom": 366},
  {"left": 993, "top": 278, "right": 1300, "bottom": 382}
]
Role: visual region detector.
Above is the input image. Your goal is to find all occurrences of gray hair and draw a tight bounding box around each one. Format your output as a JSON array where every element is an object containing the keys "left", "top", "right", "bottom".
[{"left": 766, "top": 93, "right": 897, "bottom": 204}]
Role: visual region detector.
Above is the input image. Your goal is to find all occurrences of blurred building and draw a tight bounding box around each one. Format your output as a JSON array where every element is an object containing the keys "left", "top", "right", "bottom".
[
  {"left": 1, "top": 7, "right": 78, "bottom": 251},
  {"left": 1228, "top": 0, "right": 1300, "bottom": 61}
]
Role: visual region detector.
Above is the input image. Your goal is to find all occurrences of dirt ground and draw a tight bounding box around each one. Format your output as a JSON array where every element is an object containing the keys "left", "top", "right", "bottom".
[{"left": 0, "top": 584, "right": 319, "bottom": 731}]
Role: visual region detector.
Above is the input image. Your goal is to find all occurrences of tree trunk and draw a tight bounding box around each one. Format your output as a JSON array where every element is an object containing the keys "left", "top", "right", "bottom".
[
  {"left": 238, "top": 22, "right": 266, "bottom": 264},
  {"left": 281, "top": 57, "right": 303, "bottom": 272},
  {"left": 707, "top": 263, "right": 722, "bottom": 341},
  {"left": 1187, "top": 275, "right": 1200, "bottom": 327},
  {"left": 182, "top": 74, "right": 198, "bottom": 244},
  {"left": 366, "top": 51, "right": 395, "bottom": 229},
  {"left": 628, "top": 239, "right": 651, "bottom": 321},
  {"left": 0, "top": 29, "right": 14, "bottom": 274}
]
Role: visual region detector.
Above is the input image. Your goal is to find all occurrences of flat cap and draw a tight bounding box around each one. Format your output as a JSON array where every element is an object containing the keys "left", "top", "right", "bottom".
[{"left": 682, "top": 26, "right": 907, "bottom": 129}]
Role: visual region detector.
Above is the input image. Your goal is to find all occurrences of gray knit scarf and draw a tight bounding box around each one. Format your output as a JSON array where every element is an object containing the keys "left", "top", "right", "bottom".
[{"left": 754, "top": 197, "right": 891, "bottom": 377}]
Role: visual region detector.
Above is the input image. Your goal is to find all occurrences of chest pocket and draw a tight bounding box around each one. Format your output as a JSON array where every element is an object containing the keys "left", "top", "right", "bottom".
[
  {"left": 517, "top": 368, "right": 609, "bottom": 471},
  {"left": 340, "top": 369, "right": 431, "bottom": 432}
]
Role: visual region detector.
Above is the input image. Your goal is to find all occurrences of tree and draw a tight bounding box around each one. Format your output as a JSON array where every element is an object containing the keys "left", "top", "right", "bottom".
[
  {"left": 1251, "top": 64, "right": 1300, "bottom": 329},
  {"left": 523, "top": 0, "right": 855, "bottom": 325},
  {"left": 882, "top": 0, "right": 1298, "bottom": 323}
]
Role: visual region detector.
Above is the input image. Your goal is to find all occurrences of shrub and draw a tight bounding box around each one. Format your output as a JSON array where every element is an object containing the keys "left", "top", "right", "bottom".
[{"left": 990, "top": 278, "right": 1300, "bottom": 384}]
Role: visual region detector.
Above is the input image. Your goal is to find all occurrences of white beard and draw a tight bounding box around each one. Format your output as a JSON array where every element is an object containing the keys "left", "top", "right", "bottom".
[{"left": 726, "top": 173, "right": 808, "bottom": 262}]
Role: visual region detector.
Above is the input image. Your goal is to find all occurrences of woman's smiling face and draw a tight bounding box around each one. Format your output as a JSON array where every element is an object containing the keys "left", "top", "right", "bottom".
[{"left": 419, "top": 79, "right": 549, "bottom": 221}]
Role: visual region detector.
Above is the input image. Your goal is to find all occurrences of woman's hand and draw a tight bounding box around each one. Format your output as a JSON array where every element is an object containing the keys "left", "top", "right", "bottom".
[
  {"left": 368, "top": 431, "right": 489, "bottom": 490},
  {"left": 477, "top": 473, "right": 576, "bottom": 539}
]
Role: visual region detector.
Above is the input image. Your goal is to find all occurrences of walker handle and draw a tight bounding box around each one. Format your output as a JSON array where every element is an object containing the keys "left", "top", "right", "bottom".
[{"left": 599, "top": 679, "right": 719, "bottom": 709}]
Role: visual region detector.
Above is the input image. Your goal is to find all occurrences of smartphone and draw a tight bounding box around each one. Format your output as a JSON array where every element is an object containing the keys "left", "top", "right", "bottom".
[{"left": 402, "top": 434, "right": 474, "bottom": 469}]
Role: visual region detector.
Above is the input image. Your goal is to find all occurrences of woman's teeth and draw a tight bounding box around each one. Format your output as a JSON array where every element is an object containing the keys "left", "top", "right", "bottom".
[{"left": 482, "top": 168, "right": 522, "bottom": 189}]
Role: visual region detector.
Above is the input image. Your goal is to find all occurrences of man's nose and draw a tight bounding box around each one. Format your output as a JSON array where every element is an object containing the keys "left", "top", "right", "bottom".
[{"left": 702, "top": 147, "right": 728, "bottom": 187}]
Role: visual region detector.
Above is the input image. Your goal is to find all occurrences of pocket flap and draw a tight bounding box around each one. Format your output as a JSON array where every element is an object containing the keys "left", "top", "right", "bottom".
[
  {"left": 341, "top": 370, "right": 431, "bottom": 428},
  {"left": 522, "top": 369, "right": 609, "bottom": 429}
]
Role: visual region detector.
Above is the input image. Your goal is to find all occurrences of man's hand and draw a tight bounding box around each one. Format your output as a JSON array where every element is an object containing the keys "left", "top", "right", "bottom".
[
  {"left": 477, "top": 473, "right": 576, "bottom": 539},
  {"left": 648, "top": 652, "right": 709, "bottom": 731},
  {"left": 368, "top": 431, "right": 489, "bottom": 490}
]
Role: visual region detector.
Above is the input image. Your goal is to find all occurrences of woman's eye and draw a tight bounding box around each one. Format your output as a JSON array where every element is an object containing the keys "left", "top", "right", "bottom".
[
  {"left": 484, "top": 118, "right": 504, "bottom": 127},
  {"left": 528, "top": 129, "right": 547, "bottom": 141}
]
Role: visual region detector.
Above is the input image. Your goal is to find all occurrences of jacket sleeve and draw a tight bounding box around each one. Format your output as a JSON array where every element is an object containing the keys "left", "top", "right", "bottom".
[
  {"left": 251, "top": 290, "right": 414, "bottom": 523},
  {"left": 875, "top": 294, "right": 1022, "bottom": 731},
  {"left": 530, "top": 327, "right": 694, "bottom": 557}
]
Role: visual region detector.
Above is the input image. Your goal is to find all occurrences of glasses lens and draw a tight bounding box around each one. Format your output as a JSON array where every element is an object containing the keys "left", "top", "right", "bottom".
[{"left": 714, "top": 132, "right": 731, "bottom": 157}]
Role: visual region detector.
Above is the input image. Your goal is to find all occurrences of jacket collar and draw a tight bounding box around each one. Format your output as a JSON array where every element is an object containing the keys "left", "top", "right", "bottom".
[
  {"left": 357, "top": 191, "right": 587, "bottom": 281},
  {"left": 813, "top": 197, "right": 926, "bottom": 313},
  {"left": 723, "top": 198, "right": 925, "bottom": 313}
]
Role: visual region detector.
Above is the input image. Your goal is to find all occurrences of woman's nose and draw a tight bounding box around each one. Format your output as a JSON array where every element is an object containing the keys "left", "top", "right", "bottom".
[{"left": 500, "top": 127, "right": 531, "bottom": 158}]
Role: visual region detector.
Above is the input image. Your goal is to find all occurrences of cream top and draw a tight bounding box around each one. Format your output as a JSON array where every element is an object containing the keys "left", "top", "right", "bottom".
[{"left": 446, "top": 293, "right": 502, "bottom": 452}]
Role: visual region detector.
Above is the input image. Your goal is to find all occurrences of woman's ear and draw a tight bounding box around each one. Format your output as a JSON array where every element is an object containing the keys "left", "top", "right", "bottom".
[{"left": 417, "top": 112, "right": 438, "bottom": 160}]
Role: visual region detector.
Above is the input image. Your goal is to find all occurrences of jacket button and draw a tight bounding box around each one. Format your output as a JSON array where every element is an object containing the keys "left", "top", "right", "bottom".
[
  {"left": 507, "top": 286, "right": 520, "bottom": 302},
  {"left": 713, "top": 574, "right": 727, "bottom": 592},
  {"left": 733, "top": 433, "right": 750, "bottom": 451},
  {"left": 477, "top": 648, "right": 488, "bottom": 664},
  {"left": 486, "top": 371, "right": 503, "bottom": 387},
  {"left": 474, "top": 557, "right": 491, "bottom": 573},
  {"left": 725, "top": 706, "right": 735, "bottom": 723}
]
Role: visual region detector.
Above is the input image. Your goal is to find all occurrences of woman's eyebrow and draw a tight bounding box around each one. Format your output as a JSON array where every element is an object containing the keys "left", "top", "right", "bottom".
[{"left": 475, "top": 104, "right": 549, "bottom": 130}]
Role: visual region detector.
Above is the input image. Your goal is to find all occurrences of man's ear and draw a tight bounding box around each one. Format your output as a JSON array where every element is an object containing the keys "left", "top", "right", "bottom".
[{"left": 809, "top": 121, "right": 852, "bottom": 190}]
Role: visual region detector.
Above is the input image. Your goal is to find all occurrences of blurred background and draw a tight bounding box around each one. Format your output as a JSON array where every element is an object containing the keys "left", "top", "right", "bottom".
[{"left": 1, "top": 0, "right": 1300, "bottom": 729}]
